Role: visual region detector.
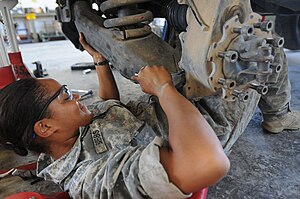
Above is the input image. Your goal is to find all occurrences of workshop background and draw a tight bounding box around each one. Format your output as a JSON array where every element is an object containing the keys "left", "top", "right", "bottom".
[{"left": 0, "top": 0, "right": 300, "bottom": 198}]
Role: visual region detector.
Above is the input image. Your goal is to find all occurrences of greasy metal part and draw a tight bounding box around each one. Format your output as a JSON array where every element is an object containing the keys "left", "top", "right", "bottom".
[
  {"left": 73, "top": 1, "right": 180, "bottom": 79},
  {"left": 206, "top": 12, "right": 277, "bottom": 101},
  {"left": 167, "top": 0, "right": 188, "bottom": 32},
  {"left": 100, "top": 0, "right": 153, "bottom": 39},
  {"left": 218, "top": 78, "right": 236, "bottom": 89},
  {"left": 267, "top": 46, "right": 284, "bottom": 84},
  {"left": 179, "top": 0, "right": 284, "bottom": 101},
  {"left": 232, "top": 25, "right": 254, "bottom": 36},
  {"left": 253, "top": 20, "right": 273, "bottom": 32},
  {"left": 55, "top": 0, "right": 72, "bottom": 23},
  {"left": 250, "top": 83, "right": 268, "bottom": 95},
  {"left": 179, "top": 0, "right": 254, "bottom": 100},
  {"left": 69, "top": 0, "right": 285, "bottom": 102},
  {"left": 186, "top": 0, "right": 209, "bottom": 31},
  {"left": 124, "top": 26, "right": 151, "bottom": 40},
  {"left": 266, "top": 37, "right": 285, "bottom": 48},
  {"left": 271, "top": 63, "right": 282, "bottom": 73},
  {"left": 0, "top": 0, "right": 19, "bottom": 52},
  {"left": 56, "top": 0, "right": 68, "bottom": 8},
  {"left": 224, "top": 4, "right": 246, "bottom": 23},
  {"left": 100, "top": 0, "right": 151, "bottom": 11},
  {"left": 218, "top": 51, "right": 238, "bottom": 63},
  {"left": 232, "top": 89, "right": 249, "bottom": 102},
  {"left": 103, "top": 10, "right": 153, "bottom": 28}
]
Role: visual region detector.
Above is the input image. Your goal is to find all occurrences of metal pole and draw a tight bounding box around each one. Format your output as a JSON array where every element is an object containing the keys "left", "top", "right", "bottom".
[
  {"left": 0, "top": 32, "right": 10, "bottom": 67},
  {"left": 0, "top": 7, "right": 18, "bottom": 52},
  {"left": 0, "top": 0, "right": 19, "bottom": 52}
]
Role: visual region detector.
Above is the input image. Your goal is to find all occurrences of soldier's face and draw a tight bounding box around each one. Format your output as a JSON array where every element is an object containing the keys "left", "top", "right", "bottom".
[{"left": 38, "top": 78, "right": 93, "bottom": 138}]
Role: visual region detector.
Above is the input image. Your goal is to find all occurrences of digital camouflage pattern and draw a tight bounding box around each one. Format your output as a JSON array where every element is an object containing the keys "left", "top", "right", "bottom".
[{"left": 36, "top": 100, "right": 190, "bottom": 199}]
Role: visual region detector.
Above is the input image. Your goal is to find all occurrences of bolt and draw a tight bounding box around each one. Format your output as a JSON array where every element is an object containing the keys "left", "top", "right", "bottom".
[
  {"left": 271, "top": 63, "right": 282, "bottom": 73},
  {"left": 218, "top": 78, "right": 226, "bottom": 85},
  {"left": 266, "top": 37, "right": 285, "bottom": 48},
  {"left": 254, "top": 20, "right": 273, "bottom": 32},
  {"left": 233, "top": 25, "right": 254, "bottom": 36},
  {"left": 218, "top": 78, "right": 236, "bottom": 89},
  {"left": 218, "top": 51, "right": 238, "bottom": 63},
  {"left": 250, "top": 83, "right": 268, "bottom": 95},
  {"left": 232, "top": 90, "right": 249, "bottom": 102}
]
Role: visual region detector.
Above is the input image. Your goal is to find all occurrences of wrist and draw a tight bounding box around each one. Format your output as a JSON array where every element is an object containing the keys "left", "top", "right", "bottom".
[
  {"left": 93, "top": 54, "right": 105, "bottom": 61},
  {"left": 157, "top": 83, "right": 175, "bottom": 98},
  {"left": 94, "top": 60, "right": 109, "bottom": 67}
]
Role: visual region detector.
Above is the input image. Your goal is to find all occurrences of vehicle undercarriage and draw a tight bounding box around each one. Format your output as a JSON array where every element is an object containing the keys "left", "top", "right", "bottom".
[{"left": 56, "top": 0, "right": 290, "bottom": 103}]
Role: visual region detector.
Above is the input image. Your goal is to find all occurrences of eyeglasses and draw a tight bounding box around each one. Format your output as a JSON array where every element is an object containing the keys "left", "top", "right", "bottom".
[
  {"left": 37, "top": 85, "right": 73, "bottom": 121},
  {"left": 33, "top": 85, "right": 73, "bottom": 139}
]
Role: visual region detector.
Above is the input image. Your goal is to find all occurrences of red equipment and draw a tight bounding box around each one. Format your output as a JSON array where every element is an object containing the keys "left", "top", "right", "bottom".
[
  {"left": 5, "top": 192, "right": 71, "bottom": 199},
  {"left": 0, "top": 0, "right": 32, "bottom": 89}
]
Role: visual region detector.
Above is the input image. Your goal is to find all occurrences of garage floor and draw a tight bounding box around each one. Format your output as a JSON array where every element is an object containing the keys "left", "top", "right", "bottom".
[{"left": 0, "top": 40, "right": 299, "bottom": 198}]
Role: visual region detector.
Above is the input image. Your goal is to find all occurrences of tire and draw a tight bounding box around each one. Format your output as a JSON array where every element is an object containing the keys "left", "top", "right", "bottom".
[{"left": 275, "top": 15, "right": 300, "bottom": 50}]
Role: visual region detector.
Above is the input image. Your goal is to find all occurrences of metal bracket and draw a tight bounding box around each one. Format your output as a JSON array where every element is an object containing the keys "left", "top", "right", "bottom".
[{"left": 55, "top": 0, "right": 72, "bottom": 23}]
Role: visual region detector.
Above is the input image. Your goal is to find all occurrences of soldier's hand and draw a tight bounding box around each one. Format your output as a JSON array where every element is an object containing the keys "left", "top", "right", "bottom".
[
  {"left": 79, "top": 32, "right": 106, "bottom": 63},
  {"left": 132, "top": 66, "right": 174, "bottom": 97}
]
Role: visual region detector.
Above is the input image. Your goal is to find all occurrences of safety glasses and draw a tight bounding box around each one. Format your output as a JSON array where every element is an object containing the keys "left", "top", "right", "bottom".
[{"left": 37, "top": 85, "right": 73, "bottom": 121}]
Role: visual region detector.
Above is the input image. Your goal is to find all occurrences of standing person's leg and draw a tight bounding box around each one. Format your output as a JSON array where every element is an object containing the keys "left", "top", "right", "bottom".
[
  {"left": 259, "top": 47, "right": 300, "bottom": 133},
  {"left": 127, "top": 91, "right": 261, "bottom": 154},
  {"left": 195, "top": 90, "right": 260, "bottom": 154}
]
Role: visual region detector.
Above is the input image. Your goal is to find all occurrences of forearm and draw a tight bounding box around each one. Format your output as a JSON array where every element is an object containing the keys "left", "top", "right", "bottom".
[
  {"left": 159, "top": 84, "right": 222, "bottom": 156},
  {"left": 158, "top": 84, "right": 229, "bottom": 192},
  {"left": 131, "top": 66, "right": 229, "bottom": 193},
  {"left": 78, "top": 33, "right": 119, "bottom": 100},
  {"left": 96, "top": 64, "right": 120, "bottom": 100}
]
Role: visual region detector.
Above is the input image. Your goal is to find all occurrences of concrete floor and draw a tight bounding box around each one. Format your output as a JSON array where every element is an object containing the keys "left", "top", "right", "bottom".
[{"left": 0, "top": 40, "right": 299, "bottom": 198}]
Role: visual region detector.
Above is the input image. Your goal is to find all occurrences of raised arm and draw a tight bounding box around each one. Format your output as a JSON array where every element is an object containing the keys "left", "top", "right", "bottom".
[
  {"left": 132, "top": 66, "right": 230, "bottom": 194},
  {"left": 79, "top": 33, "right": 120, "bottom": 100}
]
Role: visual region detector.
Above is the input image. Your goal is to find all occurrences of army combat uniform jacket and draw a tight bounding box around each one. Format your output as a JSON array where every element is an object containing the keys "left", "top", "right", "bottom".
[{"left": 37, "top": 100, "right": 191, "bottom": 199}]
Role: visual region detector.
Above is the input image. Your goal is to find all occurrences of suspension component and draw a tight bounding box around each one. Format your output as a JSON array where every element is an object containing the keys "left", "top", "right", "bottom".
[
  {"left": 218, "top": 78, "right": 236, "bottom": 89},
  {"left": 232, "top": 25, "right": 254, "bottom": 36},
  {"left": 271, "top": 63, "right": 282, "bottom": 73},
  {"left": 250, "top": 83, "right": 268, "bottom": 95},
  {"left": 100, "top": 0, "right": 153, "bottom": 40},
  {"left": 256, "top": 46, "right": 273, "bottom": 83},
  {"left": 266, "top": 37, "right": 285, "bottom": 48},
  {"left": 232, "top": 90, "right": 249, "bottom": 102},
  {"left": 218, "top": 51, "right": 238, "bottom": 63},
  {"left": 205, "top": 12, "right": 283, "bottom": 102},
  {"left": 167, "top": 0, "right": 188, "bottom": 33},
  {"left": 253, "top": 20, "right": 273, "bottom": 32},
  {"left": 55, "top": 0, "right": 72, "bottom": 23}
]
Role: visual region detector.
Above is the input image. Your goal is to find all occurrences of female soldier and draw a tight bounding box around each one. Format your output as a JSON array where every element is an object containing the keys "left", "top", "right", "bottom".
[{"left": 0, "top": 33, "right": 229, "bottom": 199}]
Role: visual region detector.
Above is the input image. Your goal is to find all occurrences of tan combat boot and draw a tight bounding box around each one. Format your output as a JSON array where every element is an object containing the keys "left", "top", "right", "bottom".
[{"left": 262, "top": 111, "right": 300, "bottom": 133}]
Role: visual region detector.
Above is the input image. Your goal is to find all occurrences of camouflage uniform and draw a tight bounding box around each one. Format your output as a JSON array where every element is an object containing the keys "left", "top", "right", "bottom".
[{"left": 36, "top": 100, "right": 191, "bottom": 199}]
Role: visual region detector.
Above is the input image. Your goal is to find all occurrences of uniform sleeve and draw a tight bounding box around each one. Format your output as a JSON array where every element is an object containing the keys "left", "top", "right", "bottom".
[{"left": 138, "top": 137, "right": 192, "bottom": 199}]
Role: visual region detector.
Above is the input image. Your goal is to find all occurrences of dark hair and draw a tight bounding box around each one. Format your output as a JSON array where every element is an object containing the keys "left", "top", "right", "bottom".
[{"left": 0, "top": 78, "right": 51, "bottom": 155}]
